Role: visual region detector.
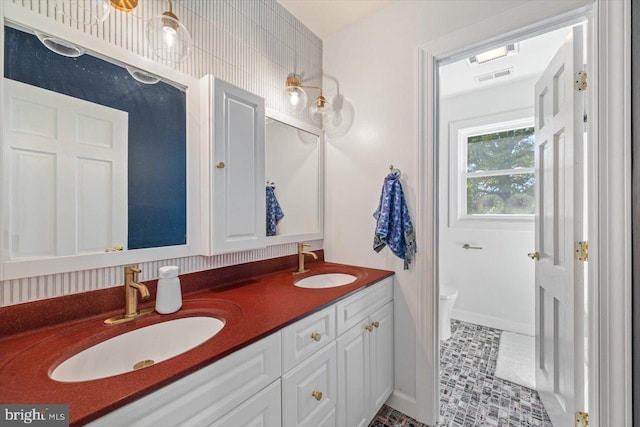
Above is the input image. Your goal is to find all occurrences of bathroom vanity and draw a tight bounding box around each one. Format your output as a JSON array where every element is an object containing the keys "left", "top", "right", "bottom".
[{"left": 0, "top": 256, "right": 394, "bottom": 426}]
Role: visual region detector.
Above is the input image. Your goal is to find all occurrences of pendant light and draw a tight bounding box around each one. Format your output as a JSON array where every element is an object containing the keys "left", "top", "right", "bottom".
[
  {"left": 110, "top": 0, "right": 138, "bottom": 12},
  {"left": 53, "top": 0, "right": 111, "bottom": 26},
  {"left": 145, "top": 0, "right": 193, "bottom": 63}
]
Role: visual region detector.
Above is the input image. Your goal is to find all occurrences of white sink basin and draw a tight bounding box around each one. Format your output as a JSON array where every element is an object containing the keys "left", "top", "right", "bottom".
[
  {"left": 51, "top": 316, "right": 224, "bottom": 382},
  {"left": 294, "top": 273, "right": 357, "bottom": 289}
]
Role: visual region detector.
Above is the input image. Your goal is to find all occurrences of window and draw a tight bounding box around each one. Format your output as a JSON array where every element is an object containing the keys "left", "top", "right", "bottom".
[
  {"left": 449, "top": 113, "right": 535, "bottom": 228},
  {"left": 465, "top": 126, "right": 535, "bottom": 215}
]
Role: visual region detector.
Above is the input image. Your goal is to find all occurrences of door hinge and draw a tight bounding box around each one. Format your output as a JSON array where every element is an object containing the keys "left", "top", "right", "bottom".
[
  {"left": 575, "top": 241, "right": 588, "bottom": 261},
  {"left": 575, "top": 411, "right": 589, "bottom": 427},
  {"left": 575, "top": 70, "right": 587, "bottom": 91}
]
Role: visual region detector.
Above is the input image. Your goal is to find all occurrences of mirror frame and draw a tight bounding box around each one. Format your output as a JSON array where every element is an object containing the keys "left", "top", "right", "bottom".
[
  {"left": 0, "top": 3, "right": 202, "bottom": 280},
  {"left": 265, "top": 108, "right": 324, "bottom": 246}
]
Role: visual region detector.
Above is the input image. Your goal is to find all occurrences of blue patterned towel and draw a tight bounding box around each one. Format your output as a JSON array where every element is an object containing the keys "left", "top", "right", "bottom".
[
  {"left": 266, "top": 186, "right": 284, "bottom": 236},
  {"left": 373, "top": 173, "right": 416, "bottom": 269}
]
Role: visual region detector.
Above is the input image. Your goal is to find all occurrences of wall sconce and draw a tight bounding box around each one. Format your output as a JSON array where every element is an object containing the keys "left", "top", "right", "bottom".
[
  {"left": 285, "top": 73, "right": 333, "bottom": 125},
  {"left": 53, "top": 0, "right": 192, "bottom": 63}
]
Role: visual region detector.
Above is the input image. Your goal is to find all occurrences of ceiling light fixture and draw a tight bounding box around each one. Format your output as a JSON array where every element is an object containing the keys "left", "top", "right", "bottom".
[
  {"left": 467, "top": 43, "right": 519, "bottom": 66},
  {"left": 145, "top": 0, "right": 193, "bottom": 63},
  {"left": 284, "top": 73, "right": 332, "bottom": 124}
]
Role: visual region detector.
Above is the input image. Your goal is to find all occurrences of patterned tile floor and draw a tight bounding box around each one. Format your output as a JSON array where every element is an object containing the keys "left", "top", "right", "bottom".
[{"left": 369, "top": 320, "right": 553, "bottom": 427}]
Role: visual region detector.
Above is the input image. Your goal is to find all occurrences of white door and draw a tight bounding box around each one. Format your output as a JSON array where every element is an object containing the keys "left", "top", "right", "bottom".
[
  {"left": 533, "top": 26, "right": 585, "bottom": 426},
  {"left": 3, "top": 79, "right": 128, "bottom": 259}
]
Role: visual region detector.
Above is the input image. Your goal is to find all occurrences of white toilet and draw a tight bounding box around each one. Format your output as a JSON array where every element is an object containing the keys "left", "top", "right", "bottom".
[{"left": 439, "top": 285, "right": 459, "bottom": 340}]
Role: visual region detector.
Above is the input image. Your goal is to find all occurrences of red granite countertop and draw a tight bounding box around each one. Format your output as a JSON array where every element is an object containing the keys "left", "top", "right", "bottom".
[{"left": 0, "top": 256, "right": 393, "bottom": 426}]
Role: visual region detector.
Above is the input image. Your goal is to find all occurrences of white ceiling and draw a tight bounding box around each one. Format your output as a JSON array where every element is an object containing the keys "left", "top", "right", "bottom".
[
  {"left": 276, "top": 0, "right": 394, "bottom": 40},
  {"left": 275, "top": 1, "right": 574, "bottom": 99},
  {"left": 439, "top": 27, "right": 573, "bottom": 98}
]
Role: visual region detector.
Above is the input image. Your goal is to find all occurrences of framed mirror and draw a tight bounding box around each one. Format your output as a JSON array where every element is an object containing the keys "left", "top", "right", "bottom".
[
  {"left": 0, "top": 4, "right": 201, "bottom": 280},
  {"left": 265, "top": 109, "right": 323, "bottom": 245}
]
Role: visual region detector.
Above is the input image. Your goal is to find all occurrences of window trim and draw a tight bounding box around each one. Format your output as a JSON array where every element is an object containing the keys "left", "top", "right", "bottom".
[{"left": 448, "top": 109, "right": 535, "bottom": 229}]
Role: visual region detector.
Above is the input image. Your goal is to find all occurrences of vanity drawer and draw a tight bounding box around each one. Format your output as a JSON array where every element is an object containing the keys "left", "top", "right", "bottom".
[
  {"left": 88, "top": 332, "right": 281, "bottom": 427},
  {"left": 282, "top": 305, "right": 336, "bottom": 373},
  {"left": 208, "top": 379, "right": 281, "bottom": 427},
  {"left": 282, "top": 341, "right": 337, "bottom": 427},
  {"left": 336, "top": 277, "right": 393, "bottom": 335}
]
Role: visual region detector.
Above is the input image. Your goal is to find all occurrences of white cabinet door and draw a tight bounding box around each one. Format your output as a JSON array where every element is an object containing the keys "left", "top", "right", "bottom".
[
  {"left": 202, "top": 77, "right": 265, "bottom": 255},
  {"left": 368, "top": 302, "right": 394, "bottom": 419},
  {"left": 336, "top": 319, "right": 370, "bottom": 427},
  {"left": 282, "top": 341, "right": 337, "bottom": 427},
  {"left": 209, "top": 380, "right": 281, "bottom": 427},
  {"left": 335, "top": 280, "right": 395, "bottom": 427}
]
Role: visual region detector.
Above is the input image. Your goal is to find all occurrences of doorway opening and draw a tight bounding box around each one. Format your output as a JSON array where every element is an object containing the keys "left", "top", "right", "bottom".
[{"left": 436, "top": 22, "right": 589, "bottom": 427}]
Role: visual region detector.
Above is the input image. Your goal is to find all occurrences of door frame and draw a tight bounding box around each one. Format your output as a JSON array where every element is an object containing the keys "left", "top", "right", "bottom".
[{"left": 415, "top": 1, "right": 632, "bottom": 426}]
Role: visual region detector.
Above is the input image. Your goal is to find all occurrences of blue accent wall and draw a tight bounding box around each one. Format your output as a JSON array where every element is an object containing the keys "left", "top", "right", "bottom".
[{"left": 4, "top": 26, "right": 187, "bottom": 250}]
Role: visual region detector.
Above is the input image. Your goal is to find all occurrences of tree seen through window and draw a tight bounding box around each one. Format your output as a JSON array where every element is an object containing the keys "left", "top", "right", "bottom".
[{"left": 465, "top": 127, "right": 535, "bottom": 215}]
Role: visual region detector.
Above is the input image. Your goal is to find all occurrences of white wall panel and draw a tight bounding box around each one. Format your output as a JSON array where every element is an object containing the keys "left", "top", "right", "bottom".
[{"left": 1, "top": 0, "right": 322, "bottom": 306}]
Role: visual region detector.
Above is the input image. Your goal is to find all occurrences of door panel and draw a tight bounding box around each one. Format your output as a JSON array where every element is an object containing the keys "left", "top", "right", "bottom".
[
  {"left": 3, "top": 79, "right": 128, "bottom": 259},
  {"left": 534, "top": 25, "right": 585, "bottom": 426}
]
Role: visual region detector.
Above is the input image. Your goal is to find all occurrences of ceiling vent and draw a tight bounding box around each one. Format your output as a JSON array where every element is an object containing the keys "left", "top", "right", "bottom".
[
  {"left": 468, "top": 43, "right": 519, "bottom": 66},
  {"left": 474, "top": 67, "right": 514, "bottom": 83}
]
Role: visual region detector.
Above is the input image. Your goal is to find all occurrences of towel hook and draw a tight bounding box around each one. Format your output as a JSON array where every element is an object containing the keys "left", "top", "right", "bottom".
[
  {"left": 266, "top": 180, "right": 276, "bottom": 189},
  {"left": 389, "top": 164, "right": 401, "bottom": 176}
]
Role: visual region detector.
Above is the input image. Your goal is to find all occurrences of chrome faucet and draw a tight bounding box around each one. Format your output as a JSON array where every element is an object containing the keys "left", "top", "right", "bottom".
[
  {"left": 104, "top": 265, "right": 154, "bottom": 325},
  {"left": 294, "top": 242, "right": 318, "bottom": 275}
]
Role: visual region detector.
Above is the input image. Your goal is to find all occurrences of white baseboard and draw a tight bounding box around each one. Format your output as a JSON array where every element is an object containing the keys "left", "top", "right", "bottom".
[
  {"left": 451, "top": 308, "right": 534, "bottom": 336},
  {"left": 385, "top": 389, "right": 417, "bottom": 420}
]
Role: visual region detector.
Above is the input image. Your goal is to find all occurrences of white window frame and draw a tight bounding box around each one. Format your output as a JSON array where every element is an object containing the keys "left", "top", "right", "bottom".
[{"left": 449, "top": 108, "right": 535, "bottom": 229}]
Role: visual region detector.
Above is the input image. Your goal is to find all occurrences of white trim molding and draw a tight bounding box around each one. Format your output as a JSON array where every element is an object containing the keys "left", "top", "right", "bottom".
[
  {"left": 416, "top": 1, "right": 631, "bottom": 426},
  {"left": 593, "top": 0, "right": 632, "bottom": 425}
]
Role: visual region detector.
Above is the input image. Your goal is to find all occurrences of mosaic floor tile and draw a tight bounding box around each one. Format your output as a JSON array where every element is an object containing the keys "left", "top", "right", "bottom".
[{"left": 369, "top": 320, "right": 553, "bottom": 427}]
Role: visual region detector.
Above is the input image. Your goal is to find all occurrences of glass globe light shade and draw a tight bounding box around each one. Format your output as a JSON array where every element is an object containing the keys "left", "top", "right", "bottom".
[
  {"left": 310, "top": 101, "right": 334, "bottom": 125},
  {"left": 284, "top": 86, "right": 308, "bottom": 114},
  {"left": 53, "top": 0, "right": 110, "bottom": 26},
  {"left": 145, "top": 14, "right": 193, "bottom": 63}
]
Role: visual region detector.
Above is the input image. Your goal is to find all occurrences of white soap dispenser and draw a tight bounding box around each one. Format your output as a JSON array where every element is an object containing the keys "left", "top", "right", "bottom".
[{"left": 155, "top": 265, "right": 182, "bottom": 314}]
